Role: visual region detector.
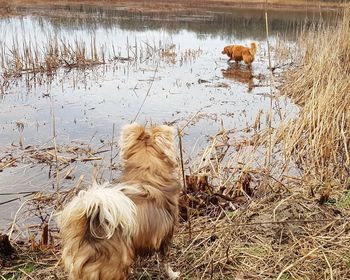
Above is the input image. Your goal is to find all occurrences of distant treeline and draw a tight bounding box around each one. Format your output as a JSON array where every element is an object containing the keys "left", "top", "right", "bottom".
[{"left": 15, "top": 5, "right": 341, "bottom": 41}]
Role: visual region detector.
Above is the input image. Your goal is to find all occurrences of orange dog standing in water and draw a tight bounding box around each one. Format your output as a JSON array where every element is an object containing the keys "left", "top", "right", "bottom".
[{"left": 222, "top": 42, "right": 257, "bottom": 67}]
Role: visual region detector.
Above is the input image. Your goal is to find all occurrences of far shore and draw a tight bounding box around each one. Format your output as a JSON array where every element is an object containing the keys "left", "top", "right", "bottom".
[{"left": 0, "top": 0, "right": 348, "bottom": 16}]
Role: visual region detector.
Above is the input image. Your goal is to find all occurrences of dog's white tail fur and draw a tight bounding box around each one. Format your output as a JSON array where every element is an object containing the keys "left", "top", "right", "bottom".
[{"left": 60, "top": 183, "right": 137, "bottom": 240}]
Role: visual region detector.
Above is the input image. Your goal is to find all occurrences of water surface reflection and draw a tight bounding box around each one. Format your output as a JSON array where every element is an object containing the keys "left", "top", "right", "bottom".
[{"left": 0, "top": 5, "right": 334, "bottom": 227}]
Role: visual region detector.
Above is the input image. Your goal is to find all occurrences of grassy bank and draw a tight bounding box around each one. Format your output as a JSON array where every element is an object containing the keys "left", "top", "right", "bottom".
[{"left": 279, "top": 10, "right": 350, "bottom": 187}]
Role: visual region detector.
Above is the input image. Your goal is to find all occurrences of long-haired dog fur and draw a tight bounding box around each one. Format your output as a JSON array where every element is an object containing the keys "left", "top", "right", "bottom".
[
  {"left": 58, "top": 123, "right": 181, "bottom": 280},
  {"left": 222, "top": 42, "right": 257, "bottom": 67}
]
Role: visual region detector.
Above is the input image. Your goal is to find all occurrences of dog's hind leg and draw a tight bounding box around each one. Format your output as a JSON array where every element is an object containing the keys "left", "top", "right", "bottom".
[
  {"left": 157, "top": 239, "right": 180, "bottom": 279},
  {"left": 162, "top": 262, "right": 180, "bottom": 280},
  {"left": 157, "top": 256, "right": 180, "bottom": 280}
]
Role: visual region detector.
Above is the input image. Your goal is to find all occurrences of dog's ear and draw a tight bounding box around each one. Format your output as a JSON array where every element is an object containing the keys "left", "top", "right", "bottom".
[
  {"left": 120, "top": 122, "right": 146, "bottom": 159},
  {"left": 121, "top": 123, "right": 145, "bottom": 142},
  {"left": 151, "top": 125, "right": 177, "bottom": 164}
]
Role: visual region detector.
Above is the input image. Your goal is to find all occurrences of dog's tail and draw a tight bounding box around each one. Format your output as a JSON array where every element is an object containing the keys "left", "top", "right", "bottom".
[
  {"left": 58, "top": 184, "right": 137, "bottom": 279},
  {"left": 59, "top": 183, "right": 137, "bottom": 240},
  {"left": 250, "top": 42, "right": 257, "bottom": 56}
]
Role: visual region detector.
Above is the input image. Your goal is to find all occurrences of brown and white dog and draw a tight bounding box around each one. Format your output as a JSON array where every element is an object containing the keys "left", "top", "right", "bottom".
[
  {"left": 222, "top": 42, "right": 257, "bottom": 67},
  {"left": 58, "top": 123, "right": 181, "bottom": 280}
]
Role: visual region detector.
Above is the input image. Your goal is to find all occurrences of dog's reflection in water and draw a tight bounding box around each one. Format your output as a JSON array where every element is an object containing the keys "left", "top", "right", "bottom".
[{"left": 221, "top": 64, "right": 254, "bottom": 92}]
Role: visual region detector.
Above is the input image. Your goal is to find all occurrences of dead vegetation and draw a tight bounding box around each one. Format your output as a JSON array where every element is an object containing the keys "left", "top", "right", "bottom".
[
  {"left": 278, "top": 10, "right": 350, "bottom": 189},
  {"left": 0, "top": 36, "right": 106, "bottom": 79},
  {"left": 0, "top": 30, "right": 195, "bottom": 95}
]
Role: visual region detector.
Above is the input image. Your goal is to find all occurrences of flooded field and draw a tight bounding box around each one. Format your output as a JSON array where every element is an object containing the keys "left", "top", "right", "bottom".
[{"left": 0, "top": 5, "right": 339, "bottom": 227}]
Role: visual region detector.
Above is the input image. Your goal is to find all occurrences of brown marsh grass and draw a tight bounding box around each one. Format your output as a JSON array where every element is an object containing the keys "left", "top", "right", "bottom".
[
  {"left": 279, "top": 9, "right": 350, "bottom": 186},
  {"left": 0, "top": 36, "right": 105, "bottom": 78},
  {"left": 0, "top": 32, "right": 183, "bottom": 81}
]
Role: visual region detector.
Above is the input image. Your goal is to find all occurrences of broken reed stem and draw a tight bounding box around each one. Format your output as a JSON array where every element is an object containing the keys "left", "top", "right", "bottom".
[
  {"left": 127, "top": 36, "right": 130, "bottom": 58},
  {"left": 178, "top": 108, "right": 202, "bottom": 135},
  {"left": 50, "top": 90, "right": 60, "bottom": 191},
  {"left": 40, "top": 222, "right": 49, "bottom": 247},
  {"left": 54, "top": 174, "right": 85, "bottom": 212},
  {"left": 8, "top": 198, "right": 33, "bottom": 240},
  {"left": 0, "top": 193, "right": 35, "bottom": 206},
  {"left": 177, "top": 129, "right": 186, "bottom": 191},
  {"left": 177, "top": 128, "right": 192, "bottom": 240},
  {"left": 18, "top": 268, "right": 34, "bottom": 279},
  {"left": 132, "top": 61, "right": 159, "bottom": 123},
  {"left": 0, "top": 191, "right": 39, "bottom": 196},
  {"left": 265, "top": 9, "right": 273, "bottom": 76},
  {"left": 110, "top": 123, "right": 115, "bottom": 181},
  {"left": 177, "top": 217, "right": 350, "bottom": 235},
  {"left": 322, "top": 251, "right": 334, "bottom": 280},
  {"left": 276, "top": 247, "right": 319, "bottom": 280},
  {"left": 264, "top": 8, "right": 273, "bottom": 169}
]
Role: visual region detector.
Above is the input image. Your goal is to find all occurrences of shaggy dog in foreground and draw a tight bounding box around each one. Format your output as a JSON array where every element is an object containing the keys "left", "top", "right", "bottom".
[
  {"left": 222, "top": 42, "right": 257, "bottom": 67},
  {"left": 58, "top": 123, "right": 181, "bottom": 280}
]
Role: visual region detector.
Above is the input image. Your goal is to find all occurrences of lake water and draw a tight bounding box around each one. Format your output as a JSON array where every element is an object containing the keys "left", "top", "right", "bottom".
[{"left": 0, "top": 5, "right": 339, "bottom": 229}]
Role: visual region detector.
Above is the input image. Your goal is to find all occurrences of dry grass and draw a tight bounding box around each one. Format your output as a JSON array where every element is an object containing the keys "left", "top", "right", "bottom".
[
  {"left": 0, "top": 36, "right": 105, "bottom": 78},
  {"left": 0, "top": 32, "right": 186, "bottom": 83},
  {"left": 2, "top": 174, "right": 350, "bottom": 279},
  {"left": 278, "top": 10, "right": 350, "bottom": 187}
]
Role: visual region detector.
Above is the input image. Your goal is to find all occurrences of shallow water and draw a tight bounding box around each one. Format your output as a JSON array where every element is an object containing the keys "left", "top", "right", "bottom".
[{"left": 0, "top": 5, "right": 339, "bottom": 228}]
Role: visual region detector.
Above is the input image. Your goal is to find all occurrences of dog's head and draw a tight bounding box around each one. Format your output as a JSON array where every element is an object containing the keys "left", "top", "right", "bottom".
[
  {"left": 222, "top": 46, "right": 230, "bottom": 55},
  {"left": 120, "top": 123, "right": 177, "bottom": 171}
]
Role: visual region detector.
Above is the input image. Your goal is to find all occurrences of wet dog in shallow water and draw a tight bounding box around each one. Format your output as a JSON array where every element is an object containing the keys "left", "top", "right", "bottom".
[
  {"left": 222, "top": 42, "right": 257, "bottom": 67},
  {"left": 58, "top": 123, "right": 181, "bottom": 280}
]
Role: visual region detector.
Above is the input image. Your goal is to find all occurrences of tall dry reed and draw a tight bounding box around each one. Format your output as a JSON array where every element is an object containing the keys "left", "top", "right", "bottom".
[
  {"left": 279, "top": 10, "right": 350, "bottom": 185},
  {"left": 0, "top": 36, "right": 105, "bottom": 78}
]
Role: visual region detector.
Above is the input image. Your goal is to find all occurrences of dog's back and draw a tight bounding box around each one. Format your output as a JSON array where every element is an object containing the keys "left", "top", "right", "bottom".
[
  {"left": 222, "top": 45, "right": 245, "bottom": 62},
  {"left": 222, "top": 42, "right": 257, "bottom": 66},
  {"left": 124, "top": 183, "right": 179, "bottom": 257}
]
